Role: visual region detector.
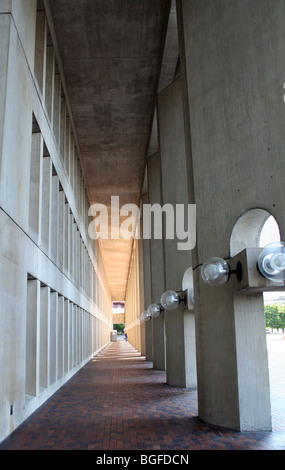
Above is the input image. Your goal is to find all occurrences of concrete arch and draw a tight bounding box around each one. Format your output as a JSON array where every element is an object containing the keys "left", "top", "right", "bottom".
[
  {"left": 230, "top": 209, "right": 280, "bottom": 257},
  {"left": 182, "top": 265, "right": 193, "bottom": 291}
]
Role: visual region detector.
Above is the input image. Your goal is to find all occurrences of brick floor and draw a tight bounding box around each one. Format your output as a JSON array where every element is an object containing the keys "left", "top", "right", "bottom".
[{"left": 0, "top": 339, "right": 285, "bottom": 450}]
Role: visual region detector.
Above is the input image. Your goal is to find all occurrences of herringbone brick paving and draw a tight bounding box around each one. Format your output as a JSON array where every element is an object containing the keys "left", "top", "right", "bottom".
[{"left": 1, "top": 338, "right": 285, "bottom": 450}]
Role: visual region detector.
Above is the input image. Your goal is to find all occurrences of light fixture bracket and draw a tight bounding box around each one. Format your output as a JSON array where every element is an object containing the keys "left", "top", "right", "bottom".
[
  {"left": 229, "top": 261, "right": 243, "bottom": 283},
  {"left": 177, "top": 290, "right": 187, "bottom": 305},
  {"left": 201, "top": 257, "right": 243, "bottom": 286}
]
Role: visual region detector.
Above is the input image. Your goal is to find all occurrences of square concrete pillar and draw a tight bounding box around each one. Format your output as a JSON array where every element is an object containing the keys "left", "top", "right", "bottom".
[
  {"left": 141, "top": 193, "right": 154, "bottom": 361},
  {"left": 34, "top": 11, "right": 47, "bottom": 96},
  {"left": 157, "top": 78, "right": 196, "bottom": 387},
  {"left": 53, "top": 74, "right": 61, "bottom": 145},
  {"left": 58, "top": 189, "right": 65, "bottom": 270},
  {"left": 49, "top": 290, "right": 58, "bottom": 385},
  {"left": 51, "top": 172, "right": 59, "bottom": 264},
  {"left": 147, "top": 153, "right": 166, "bottom": 371},
  {"left": 45, "top": 45, "right": 55, "bottom": 123},
  {"left": 41, "top": 154, "right": 52, "bottom": 255},
  {"left": 176, "top": 0, "right": 285, "bottom": 429},
  {"left": 26, "top": 279, "right": 40, "bottom": 397},
  {"left": 64, "top": 299, "right": 70, "bottom": 373},
  {"left": 39, "top": 285, "right": 50, "bottom": 389},
  {"left": 57, "top": 295, "right": 64, "bottom": 380},
  {"left": 29, "top": 129, "right": 43, "bottom": 242}
]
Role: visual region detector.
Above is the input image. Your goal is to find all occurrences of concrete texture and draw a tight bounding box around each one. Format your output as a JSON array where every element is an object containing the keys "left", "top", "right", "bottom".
[
  {"left": 157, "top": 77, "right": 196, "bottom": 387},
  {"left": 0, "top": 1, "right": 113, "bottom": 444},
  {"left": 1, "top": 0, "right": 285, "bottom": 443},
  {"left": 177, "top": 0, "right": 285, "bottom": 430},
  {"left": 147, "top": 153, "right": 166, "bottom": 371},
  {"left": 47, "top": 0, "right": 172, "bottom": 300}
]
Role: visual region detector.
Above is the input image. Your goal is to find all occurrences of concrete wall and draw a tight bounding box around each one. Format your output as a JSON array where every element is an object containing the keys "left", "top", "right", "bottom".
[
  {"left": 177, "top": 0, "right": 285, "bottom": 430},
  {"left": 0, "top": 1, "right": 112, "bottom": 443}
]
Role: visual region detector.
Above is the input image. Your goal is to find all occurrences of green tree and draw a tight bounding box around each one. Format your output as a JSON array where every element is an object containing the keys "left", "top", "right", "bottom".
[
  {"left": 278, "top": 305, "right": 285, "bottom": 333},
  {"left": 264, "top": 305, "right": 281, "bottom": 332},
  {"left": 113, "top": 323, "right": 125, "bottom": 334}
]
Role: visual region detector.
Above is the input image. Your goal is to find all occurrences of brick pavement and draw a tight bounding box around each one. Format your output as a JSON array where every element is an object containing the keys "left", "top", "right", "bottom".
[{"left": 0, "top": 339, "right": 284, "bottom": 450}]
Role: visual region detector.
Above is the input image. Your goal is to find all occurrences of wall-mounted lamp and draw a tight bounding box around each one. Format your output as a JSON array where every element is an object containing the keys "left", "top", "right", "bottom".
[
  {"left": 201, "top": 257, "right": 242, "bottom": 286},
  {"left": 257, "top": 241, "right": 285, "bottom": 283},
  {"left": 140, "top": 311, "right": 151, "bottom": 322},
  {"left": 160, "top": 290, "right": 187, "bottom": 311},
  {"left": 147, "top": 303, "right": 164, "bottom": 318}
]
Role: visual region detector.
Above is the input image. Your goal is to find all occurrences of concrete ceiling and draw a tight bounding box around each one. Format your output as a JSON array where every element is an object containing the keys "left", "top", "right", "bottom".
[{"left": 47, "top": 0, "right": 178, "bottom": 300}]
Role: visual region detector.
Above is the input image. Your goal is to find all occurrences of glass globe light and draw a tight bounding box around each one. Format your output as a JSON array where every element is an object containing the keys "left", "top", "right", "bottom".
[
  {"left": 145, "top": 313, "right": 151, "bottom": 322},
  {"left": 147, "top": 303, "right": 161, "bottom": 318},
  {"left": 258, "top": 242, "right": 285, "bottom": 282},
  {"left": 160, "top": 290, "right": 180, "bottom": 311},
  {"left": 201, "top": 257, "right": 230, "bottom": 286},
  {"left": 140, "top": 311, "right": 151, "bottom": 322}
]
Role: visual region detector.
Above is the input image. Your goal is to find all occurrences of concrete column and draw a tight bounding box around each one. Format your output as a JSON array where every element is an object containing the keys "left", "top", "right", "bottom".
[
  {"left": 74, "top": 224, "right": 78, "bottom": 285},
  {"left": 60, "top": 97, "right": 66, "bottom": 160},
  {"left": 39, "top": 285, "right": 50, "bottom": 389},
  {"left": 76, "top": 306, "right": 80, "bottom": 365},
  {"left": 69, "top": 212, "right": 74, "bottom": 279},
  {"left": 45, "top": 45, "right": 55, "bottom": 123},
  {"left": 72, "top": 303, "right": 76, "bottom": 368},
  {"left": 157, "top": 77, "right": 196, "bottom": 387},
  {"left": 41, "top": 154, "right": 52, "bottom": 255},
  {"left": 29, "top": 129, "right": 43, "bottom": 242},
  {"left": 65, "top": 117, "right": 71, "bottom": 176},
  {"left": 141, "top": 193, "right": 153, "bottom": 361},
  {"left": 69, "top": 136, "right": 75, "bottom": 189},
  {"left": 80, "top": 309, "right": 83, "bottom": 362},
  {"left": 58, "top": 188, "right": 65, "bottom": 270},
  {"left": 234, "top": 292, "right": 271, "bottom": 430},
  {"left": 57, "top": 295, "right": 64, "bottom": 380},
  {"left": 64, "top": 200, "right": 70, "bottom": 275},
  {"left": 138, "top": 218, "right": 147, "bottom": 357},
  {"left": 49, "top": 290, "right": 58, "bottom": 385},
  {"left": 53, "top": 73, "right": 61, "bottom": 145},
  {"left": 51, "top": 171, "right": 59, "bottom": 264},
  {"left": 25, "top": 279, "right": 40, "bottom": 397},
  {"left": 176, "top": 0, "right": 285, "bottom": 430},
  {"left": 147, "top": 153, "right": 166, "bottom": 370},
  {"left": 64, "top": 299, "right": 70, "bottom": 373},
  {"left": 34, "top": 11, "right": 47, "bottom": 96},
  {"left": 68, "top": 303, "right": 73, "bottom": 369}
]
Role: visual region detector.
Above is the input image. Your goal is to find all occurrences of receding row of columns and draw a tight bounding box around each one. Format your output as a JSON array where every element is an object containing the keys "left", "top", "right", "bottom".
[
  {"left": 29, "top": 119, "right": 101, "bottom": 305},
  {"left": 26, "top": 278, "right": 99, "bottom": 399},
  {"left": 34, "top": 8, "right": 90, "bottom": 236},
  {"left": 143, "top": 77, "right": 197, "bottom": 389},
  {"left": 134, "top": 0, "right": 285, "bottom": 433}
]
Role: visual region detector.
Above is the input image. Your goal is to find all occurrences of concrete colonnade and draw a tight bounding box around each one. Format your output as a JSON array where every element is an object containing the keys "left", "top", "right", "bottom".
[
  {"left": 1, "top": 0, "right": 285, "bottom": 445},
  {"left": 127, "top": 0, "right": 285, "bottom": 433},
  {"left": 177, "top": 0, "right": 285, "bottom": 431}
]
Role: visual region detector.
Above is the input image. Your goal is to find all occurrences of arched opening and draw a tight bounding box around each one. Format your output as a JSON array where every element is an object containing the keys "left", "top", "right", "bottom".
[
  {"left": 231, "top": 210, "right": 285, "bottom": 430},
  {"left": 182, "top": 265, "right": 194, "bottom": 291},
  {"left": 230, "top": 208, "right": 275, "bottom": 256}
]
